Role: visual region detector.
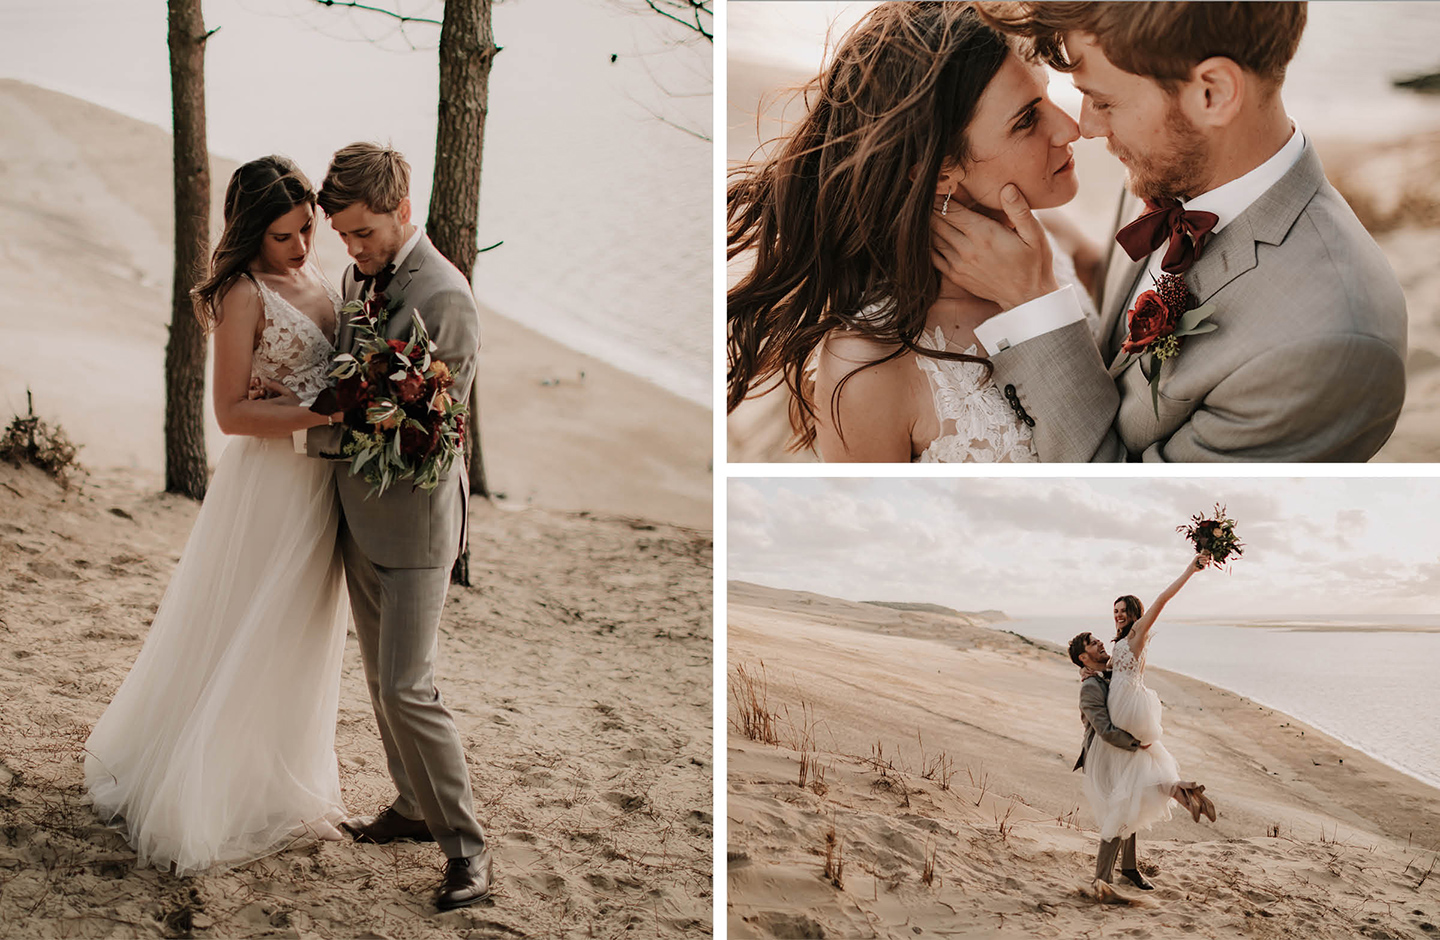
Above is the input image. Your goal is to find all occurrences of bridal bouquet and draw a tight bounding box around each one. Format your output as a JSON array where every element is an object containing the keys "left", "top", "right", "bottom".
[
  {"left": 317, "top": 301, "right": 468, "bottom": 497},
  {"left": 1178, "top": 504, "right": 1244, "bottom": 568}
]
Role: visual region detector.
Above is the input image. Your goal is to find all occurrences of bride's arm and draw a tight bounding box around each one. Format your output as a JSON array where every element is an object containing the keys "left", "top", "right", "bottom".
[
  {"left": 1127, "top": 554, "right": 1209, "bottom": 657},
  {"left": 212, "top": 279, "right": 336, "bottom": 439},
  {"left": 811, "top": 334, "right": 915, "bottom": 462}
]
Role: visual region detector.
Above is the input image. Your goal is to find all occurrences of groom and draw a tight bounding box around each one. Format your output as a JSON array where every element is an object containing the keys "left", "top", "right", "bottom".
[
  {"left": 934, "top": 1, "right": 1407, "bottom": 461},
  {"left": 305, "top": 143, "right": 491, "bottom": 910},
  {"left": 1068, "top": 632, "right": 1213, "bottom": 899}
]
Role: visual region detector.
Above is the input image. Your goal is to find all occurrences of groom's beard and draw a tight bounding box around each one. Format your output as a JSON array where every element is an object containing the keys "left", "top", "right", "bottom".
[{"left": 1113, "top": 100, "right": 1210, "bottom": 204}]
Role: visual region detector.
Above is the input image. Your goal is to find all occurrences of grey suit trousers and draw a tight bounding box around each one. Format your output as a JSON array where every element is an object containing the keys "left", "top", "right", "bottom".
[
  {"left": 1096, "top": 833, "right": 1138, "bottom": 882},
  {"left": 340, "top": 518, "right": 486, "bottom": 859}
]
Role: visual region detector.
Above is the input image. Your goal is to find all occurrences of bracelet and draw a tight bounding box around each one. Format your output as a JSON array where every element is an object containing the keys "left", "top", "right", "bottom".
[{"left": 328, "top": 414, "right": 337, "bottom": 427}]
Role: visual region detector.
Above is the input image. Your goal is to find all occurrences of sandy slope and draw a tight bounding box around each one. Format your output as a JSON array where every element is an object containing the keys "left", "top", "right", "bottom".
[
  {"left": 0, "top": 78, "right": 711, "bottom": 529},
  {"left": 0, "top": 460, "right": 712, "bottom": 939},
  {"left": 726, "top": 582, "right": 1440, "bottom": 939}
]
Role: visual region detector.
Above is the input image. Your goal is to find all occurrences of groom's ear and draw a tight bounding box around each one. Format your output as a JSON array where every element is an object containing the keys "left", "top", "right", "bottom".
[
  {"left": 396, "top": 196, "right": 413, "bottom": 225},
  {"left": 1180, "top": 56, "right": 1245, "bottom": 129}
]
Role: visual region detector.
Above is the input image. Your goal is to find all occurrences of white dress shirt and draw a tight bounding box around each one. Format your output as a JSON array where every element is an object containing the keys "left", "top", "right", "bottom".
[{"left": 975, "top": 122, "right": 1307, "bottom": 354}]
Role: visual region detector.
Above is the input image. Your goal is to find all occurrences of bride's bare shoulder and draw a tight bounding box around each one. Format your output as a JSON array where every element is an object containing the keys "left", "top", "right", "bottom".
[{"left": 814, "top": 327, "right": 908, "bottom": 376}]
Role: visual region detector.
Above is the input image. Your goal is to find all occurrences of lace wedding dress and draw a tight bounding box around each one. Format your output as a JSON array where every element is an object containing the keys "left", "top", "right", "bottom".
[
  {"left": 85, "top": 267, "right": 350, "bottom": 875},
  {"left": 1082, "top": 633, "right": 1182, "bottom": 840},
  {"left": 915, "top": 239, "right": 1100, "bottom": 463}
]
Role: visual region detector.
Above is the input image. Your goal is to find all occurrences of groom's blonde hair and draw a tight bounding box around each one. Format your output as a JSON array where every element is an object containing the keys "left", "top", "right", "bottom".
[
  {"left": 318, "top": 143, "right": 410, "bottom": 216},
  {"left": 978, "top": 2, "right": 1306, "bottom": 93}
]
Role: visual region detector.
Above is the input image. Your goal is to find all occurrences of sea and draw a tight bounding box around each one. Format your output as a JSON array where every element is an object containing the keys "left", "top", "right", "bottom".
[
  {"left": 0, "top": 0, "right": 712, "bottom": 407},
  {"left": 1000, "top": 614, "right": 1440, "bottom": 793}
]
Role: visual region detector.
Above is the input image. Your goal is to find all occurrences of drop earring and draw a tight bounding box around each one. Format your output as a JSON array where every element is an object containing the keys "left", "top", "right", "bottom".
[{"left": 941, "top": 190, "right": 952, "bottom": 216}]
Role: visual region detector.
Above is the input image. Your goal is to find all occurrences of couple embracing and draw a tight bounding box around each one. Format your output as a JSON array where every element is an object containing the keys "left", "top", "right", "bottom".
[
  {"left": 84, "top": 144, "right": 492, "bottom": 910},
  {"left": 728, "top": 1, "right": 1406, "bottom": 462}
]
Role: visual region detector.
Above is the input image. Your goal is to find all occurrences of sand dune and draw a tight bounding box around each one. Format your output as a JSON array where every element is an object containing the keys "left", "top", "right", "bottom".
[
  {"left": 0, "top": 74, "right": 713, "bottom": 938},
  {"left": 0, "top": 78, "right": 711, "bottom": 529},
  {"left": 0, "top": 460, "right": 712, "bottom": 938},
  {"left": 727, "top": 582, "right": 1440, "bottom": 939}
]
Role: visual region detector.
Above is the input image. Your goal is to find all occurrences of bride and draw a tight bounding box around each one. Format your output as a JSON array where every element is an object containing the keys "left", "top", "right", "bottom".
[
  {"left": 726, "top": 2, "right": 1102, "bottom": 462},
  {"left": 1083, "top": 554, "right": 1218, "bottom": 853},
  {"left": 84, "top": 155, "right": 349, "bottom": 874}
]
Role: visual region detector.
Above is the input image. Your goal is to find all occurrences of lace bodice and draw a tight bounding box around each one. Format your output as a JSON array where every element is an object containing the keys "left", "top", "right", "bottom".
[
  {"left": 250, "top": 268, "right": 340, "bottom": 405},
  {"left": 914, "top": 328, "right": 1039, "bottom": 463},
  {"left": 912, "top": 235, "right": 1100, "bottom": 463},
  {"left": 1111, "top": 634, "right": 1146, "bottom": 682}
]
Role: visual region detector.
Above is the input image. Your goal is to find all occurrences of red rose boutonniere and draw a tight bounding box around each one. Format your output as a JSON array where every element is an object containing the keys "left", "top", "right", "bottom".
[{"left": 1116, "top": 273, "right": 1217, "bottom": 415}]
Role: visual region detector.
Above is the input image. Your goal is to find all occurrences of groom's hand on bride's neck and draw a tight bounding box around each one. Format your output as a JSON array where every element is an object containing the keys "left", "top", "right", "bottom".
[{"left": 930, "top": 183, "right": 1058, "bottom": 312}]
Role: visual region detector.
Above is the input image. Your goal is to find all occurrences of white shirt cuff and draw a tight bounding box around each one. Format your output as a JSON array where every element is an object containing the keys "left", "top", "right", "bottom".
[{"left": 974, "top": 284, "right": 1084, "bottom": 354}]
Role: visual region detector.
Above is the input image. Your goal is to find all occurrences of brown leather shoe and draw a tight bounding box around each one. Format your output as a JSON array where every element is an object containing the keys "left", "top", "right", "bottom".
[
  {"left": 341, "top": 806, "right": 435, "bottom": 844},
  {"left": 436, "top": 846, "right": 494, "bottom": 911}
]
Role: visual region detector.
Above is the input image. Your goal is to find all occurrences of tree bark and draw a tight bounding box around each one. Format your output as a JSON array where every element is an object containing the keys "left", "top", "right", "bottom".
[
  {"left": 426, "top": 0, "right": 497, "bottom": 509},
  {"left": 165, "top": 0, "right": 212, "bottom": 500}
]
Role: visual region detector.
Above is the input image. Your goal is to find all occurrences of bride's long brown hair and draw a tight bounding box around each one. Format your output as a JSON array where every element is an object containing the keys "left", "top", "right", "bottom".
[
  {"left": 192, "top": 155, "right": 316, "bottom": 331},
  {"left": 727, "top": 2, "right": 1009, "bottom": 451}
]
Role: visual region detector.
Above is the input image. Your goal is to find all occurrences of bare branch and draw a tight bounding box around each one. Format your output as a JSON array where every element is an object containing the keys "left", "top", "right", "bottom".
[
  {"left": 643, "top": 0, "right": 712, "bottom": 42},
  {"left": 310, "top": 0, "right": 441, "bottom": 27}
]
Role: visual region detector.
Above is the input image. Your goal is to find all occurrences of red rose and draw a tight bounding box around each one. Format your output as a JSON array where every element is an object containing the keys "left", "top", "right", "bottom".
[
  {"left": 387, "top": 339, "right": 409, "bottom": 355},
  {"left": 395, "top": 371, "right": 426, "bottom": 403},
  {"left": 335, "top": 374, "right": 369, "bottom": 410},
  {"left": 399, "top": 420, "right": 438, "bottom": 458},
  {"left": 365, "top": 351, "right": 390, "bottom": 384},
  {"left": 1121, "top": 290, "right": 1181, "bottom": 354}
]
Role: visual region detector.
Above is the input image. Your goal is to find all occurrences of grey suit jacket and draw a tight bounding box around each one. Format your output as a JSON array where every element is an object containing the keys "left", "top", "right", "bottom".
[
  {"left": 992, "top": 140, "right": 1407, "bottom": 462},
  {"left": 307, "top": 234, "right": 481, "bottom": 568},
  {"left": 1075, "top": 673, "right": 1141, "bottom": 772}
]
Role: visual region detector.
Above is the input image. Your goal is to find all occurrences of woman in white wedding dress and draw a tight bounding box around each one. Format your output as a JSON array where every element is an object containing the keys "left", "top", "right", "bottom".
[
  {"left": 84, "top": 156, "right": 350, "bottom": 875},
  {"left": 726, "top": 3, "right": 1104, "bottom": 462},
  {"left": 1083, "top": 554, "right": 1217, "bottom": 843}
]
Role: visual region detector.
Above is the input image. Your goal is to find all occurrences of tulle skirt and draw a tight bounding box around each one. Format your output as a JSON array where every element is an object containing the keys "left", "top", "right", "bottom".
[
  {"left": 84, "top": 435, "right": 349, "bottom": 875},
  {"left": 1083, "top": 675, "right": 1178, "bottom": 840}
]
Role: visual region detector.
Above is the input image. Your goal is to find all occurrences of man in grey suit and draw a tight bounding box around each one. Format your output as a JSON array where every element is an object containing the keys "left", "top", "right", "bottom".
[
  {"left": 934, "top": 2, "right": 1406, "bottom": 461},
  {"left": 1069, "top": 632, "right": 1213, "bottom": 899},
  {"left": 306, "top": 143, "right": 490, "bottom": 910}
]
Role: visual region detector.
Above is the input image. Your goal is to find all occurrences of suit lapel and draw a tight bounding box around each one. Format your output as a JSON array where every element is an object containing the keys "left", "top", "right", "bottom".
[
  {"left": 1099, "top": 190, "right": 1147, "bottom": 364},
  {"left": 337, "top": 263, "right": 362, "bottom": 355},
  {"left": 382, "top": 234, "right": 432, "bottom": 338}
]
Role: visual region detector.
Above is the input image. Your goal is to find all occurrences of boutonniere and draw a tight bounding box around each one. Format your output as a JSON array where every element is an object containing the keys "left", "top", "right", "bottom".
[{"left": 1114, "top": 273, "right": 1217, "bottom": 415}]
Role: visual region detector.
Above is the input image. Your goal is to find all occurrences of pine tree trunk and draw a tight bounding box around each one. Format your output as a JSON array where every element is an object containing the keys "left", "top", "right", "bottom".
[
  {"left": 165, "top": 0, "right": 211, "bottom": 500},
  {"left": 427, "top": 0, "right": 497, "bottom": 507}
]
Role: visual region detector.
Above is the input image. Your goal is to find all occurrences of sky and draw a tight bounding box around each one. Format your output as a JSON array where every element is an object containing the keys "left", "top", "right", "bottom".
[{"left": 727, "top": 476, "right": 1440, "bottom": 619}]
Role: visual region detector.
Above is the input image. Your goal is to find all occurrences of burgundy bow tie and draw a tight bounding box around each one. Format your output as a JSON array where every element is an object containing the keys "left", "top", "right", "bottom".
[
  {"left": 355, "top": 263, "right": 396, "bottom": 294},
  {"left": 1115, "top": 199, "right": 1219, "bottom": 276}
]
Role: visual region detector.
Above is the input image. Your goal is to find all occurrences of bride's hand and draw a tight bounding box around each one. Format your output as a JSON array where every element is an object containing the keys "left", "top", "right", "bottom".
[
  {"left": 1193, "top": 553, "right": 1211, "bottom": 570},
  {"left": 255, "top": 379, "right": 301, "bottom": 407},
  {"left": 929, "top": 184, "right": 1058, "bottom": 312}
]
